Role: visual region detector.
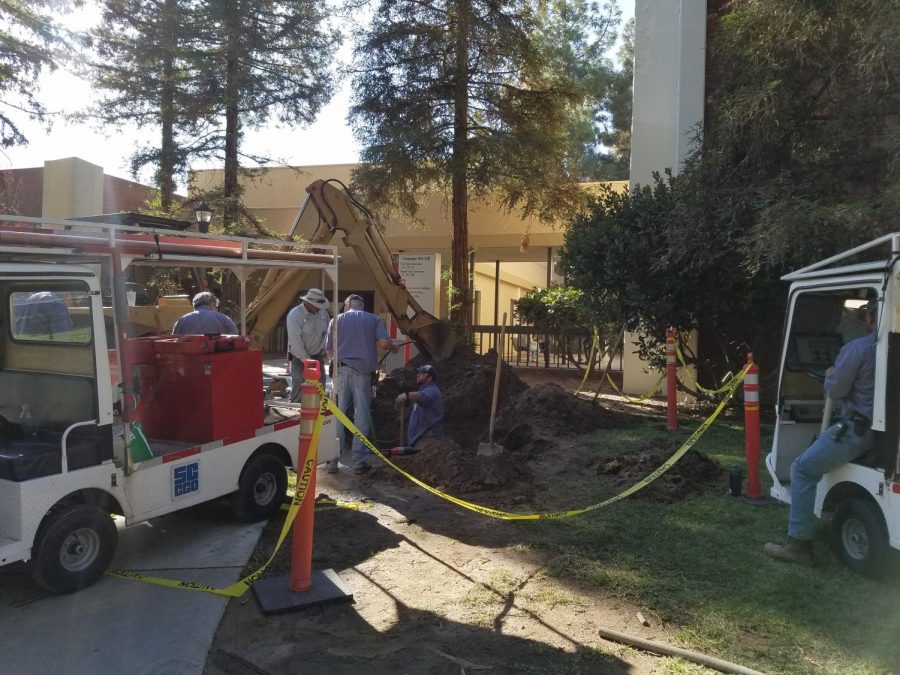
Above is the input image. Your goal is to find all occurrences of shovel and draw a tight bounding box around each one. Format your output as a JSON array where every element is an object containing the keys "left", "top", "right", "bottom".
[
  {"left": 399, "top": 398, "right": 406, "bottom": 447},
  {"left": 387, "top": 398, "right": 421, "bottom": 456},
  {"left": 478, "top": 312, "right": 507, "bottom": 457}
]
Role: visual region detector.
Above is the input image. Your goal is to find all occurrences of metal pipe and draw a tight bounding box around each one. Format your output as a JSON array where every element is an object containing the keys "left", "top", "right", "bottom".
[
  {"left": 60, "top": 420, "right": 97, "bottom": 474},
  {"left": 598, "top": 627, "right": 764, "bottom": 675}
]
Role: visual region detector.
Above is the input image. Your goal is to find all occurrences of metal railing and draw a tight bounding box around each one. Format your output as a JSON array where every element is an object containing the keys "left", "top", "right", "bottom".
[{"left": 471, "top": 325, "right": 623, "bottom": 370}]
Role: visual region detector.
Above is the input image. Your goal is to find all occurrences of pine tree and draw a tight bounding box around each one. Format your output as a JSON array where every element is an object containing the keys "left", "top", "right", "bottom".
[
  {"left": 533, "top": 0, "right": 623, "bottom": 180},
  {"left": 0, "top": 0, "right": 64, "bottom": 147},
  {"left": 350, "top": 0, "right": 621, "bottom": 325},
  {"left": 91, "top": 0, "right": 210, "bottom": 209},
  {"left": 197, "top": 0, "right": 340, "bottom": 230}
]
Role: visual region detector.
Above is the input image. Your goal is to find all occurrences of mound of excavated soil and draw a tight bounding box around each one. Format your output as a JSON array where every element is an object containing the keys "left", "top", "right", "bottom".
[
  {"left": 372, "top": 349, "right": 529, "bottom": 451},
  {"left": 495, "top": 382, "right": 624, "bottom": 438},
  {"left": 370, "top": 348, "right": 628, "bottom": 493},
  {"left": 371, "top": 436, "right": 531, "bottom": 494},
  {"left": 596, "top": 444, "right": 724, "bottom": 503}
]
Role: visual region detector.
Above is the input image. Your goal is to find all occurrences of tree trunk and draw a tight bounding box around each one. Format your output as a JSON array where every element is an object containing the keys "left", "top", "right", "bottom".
[
  {"left": 157, "top": 0, "right": 178, "bottom": 210},
  {"left": 449, "top": 0, "right": 471, "bottom": 327},
  {"left": 222, "top": 0, "right": 240, "bottom": 229}
]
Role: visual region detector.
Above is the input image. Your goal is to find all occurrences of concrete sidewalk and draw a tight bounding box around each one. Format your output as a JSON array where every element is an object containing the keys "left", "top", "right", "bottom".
[{"left": 0, "top": 502, "right": 265, "bottom": 675}]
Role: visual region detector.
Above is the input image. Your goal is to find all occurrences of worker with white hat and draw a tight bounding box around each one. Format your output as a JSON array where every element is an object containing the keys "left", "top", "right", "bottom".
[{"left": 286, "top": 288, "right": 330, "bottom": 401}]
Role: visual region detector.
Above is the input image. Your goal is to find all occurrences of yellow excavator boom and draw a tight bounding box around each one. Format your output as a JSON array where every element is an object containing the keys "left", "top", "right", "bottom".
[{"left": 245, "top": 180, "right": 455, "bottom": 361}]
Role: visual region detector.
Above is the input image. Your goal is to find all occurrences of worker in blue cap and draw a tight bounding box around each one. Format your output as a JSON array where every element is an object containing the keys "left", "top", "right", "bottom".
[{"left": 395, "top": 364, "right": 444, "bottom": 448}]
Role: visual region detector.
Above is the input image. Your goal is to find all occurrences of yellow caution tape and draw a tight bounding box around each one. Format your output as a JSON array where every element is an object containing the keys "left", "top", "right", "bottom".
[
  {"left": 107, "top": 391, "right": 328, "bottom": 597},
  {"left": 316, "top": 364, "right": 749, "bottom": 521},
  {"left": 674, "top": 343, "right": 737, "bottom": 395},
  {"left": 110, "top": 364, "right": 748, "bottom": 595},
  {"left": 603, "top": 372, "right": 665, "bottom": 403}
]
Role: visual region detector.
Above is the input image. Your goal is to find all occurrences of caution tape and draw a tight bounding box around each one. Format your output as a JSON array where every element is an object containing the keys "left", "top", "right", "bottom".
[
  {"left": 674, "top": 343, "right": 738, "bottom": 395},
  {"left": 109, "top": 364, "right": 748, "bottom": 595},
  {"left": 602, "top": 372, "right": 665, "bottom": 403},
  {"left": 316, "top": 364, "right": 749, "bottom": 521},
  {"left": 106, "top": 393, "right": 328, "bottom": 597}
]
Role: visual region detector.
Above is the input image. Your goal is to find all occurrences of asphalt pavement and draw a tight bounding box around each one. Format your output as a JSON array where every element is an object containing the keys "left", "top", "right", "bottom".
[
  {"left": 0, "top": 357, "right": 292, "bottom": 674},
  {"left": 0, "top": 502, "right": 266, "bottom": 675}
]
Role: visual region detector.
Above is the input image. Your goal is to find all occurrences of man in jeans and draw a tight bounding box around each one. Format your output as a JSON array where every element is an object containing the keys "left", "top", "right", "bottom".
[
  {"left": 325, "top": 294, "right": 398, "bottom": 474},
  {"left": 764, "top": 300, "right": 877, "bottom": 565}
]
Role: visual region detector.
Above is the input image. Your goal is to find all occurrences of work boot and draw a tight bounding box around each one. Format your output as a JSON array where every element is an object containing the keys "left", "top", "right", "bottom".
[
  {"left": 763, "top": 537, "right": 815, "bottom": 566},
  {"left": 326, "top": 459, "right": 339, "bottom": 474}
]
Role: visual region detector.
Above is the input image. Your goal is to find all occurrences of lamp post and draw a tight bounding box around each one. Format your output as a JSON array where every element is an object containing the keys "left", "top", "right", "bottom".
[{"left": 194, "top": 201, "right": 212, "bottom": 234}]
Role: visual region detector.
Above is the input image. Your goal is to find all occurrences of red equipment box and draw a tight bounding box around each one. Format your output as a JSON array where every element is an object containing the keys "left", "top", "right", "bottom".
[
  {"left": 133, "top": 337, "right": 263, "bottom": 444},
  {"left": 152, "top": 334, "right": 250, "bottom": 355}
]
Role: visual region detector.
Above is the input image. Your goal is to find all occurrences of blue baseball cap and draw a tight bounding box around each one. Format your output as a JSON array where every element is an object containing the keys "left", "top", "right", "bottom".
[{"left": 416, "top": 364, "right": 437, "bottom": 380}]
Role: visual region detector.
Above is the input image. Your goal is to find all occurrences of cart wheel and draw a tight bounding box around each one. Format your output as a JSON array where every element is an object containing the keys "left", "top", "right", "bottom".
[
  {"left": 832, "top": 498, "right": 889, "bottom": 579},
  {"left": 31, "top": 504, "right": 118, "bottom": 594},
  {"left": 231, "top": 453, "right": 287, "bottom": 522}
]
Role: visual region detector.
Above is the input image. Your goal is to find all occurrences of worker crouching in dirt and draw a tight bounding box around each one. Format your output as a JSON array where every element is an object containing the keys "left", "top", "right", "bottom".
[{"left": 395, "top": 364, "right": 444, "bottom": 448}]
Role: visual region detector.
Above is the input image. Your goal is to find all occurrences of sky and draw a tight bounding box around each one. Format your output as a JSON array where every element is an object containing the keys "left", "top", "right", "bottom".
[{"left": 3, "top": 0, "right": 634, "bottom": 190}]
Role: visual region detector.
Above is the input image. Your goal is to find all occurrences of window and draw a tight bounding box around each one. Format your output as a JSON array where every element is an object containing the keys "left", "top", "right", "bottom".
[
  {"left": 10, "top": 289, "right": 93, "bottom": 344},
  {"left": 781, "top": 287, "right": 875, "bottom": 398}
]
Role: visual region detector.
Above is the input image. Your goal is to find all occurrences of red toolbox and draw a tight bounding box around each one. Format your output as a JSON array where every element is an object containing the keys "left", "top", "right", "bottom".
[
  {"left": 153, "top": 334, "right": 250, "bottom": 355},
  {"left": 138, "top": 339, "right": 263, "bottom": 444}
]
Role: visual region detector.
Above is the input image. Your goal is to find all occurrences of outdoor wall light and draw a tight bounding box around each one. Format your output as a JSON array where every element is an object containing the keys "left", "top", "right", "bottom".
[{"left": 195, "top": 201, "right": 212, "bottom": 233}]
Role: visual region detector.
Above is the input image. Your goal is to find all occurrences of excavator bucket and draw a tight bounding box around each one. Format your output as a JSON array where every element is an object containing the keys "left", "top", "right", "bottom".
[{"left": 409, "top": 317, "right": 456, "bottom": 362}]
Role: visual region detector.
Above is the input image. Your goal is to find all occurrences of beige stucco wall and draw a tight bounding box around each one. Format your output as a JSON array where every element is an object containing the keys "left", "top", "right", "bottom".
[
  {"left": 622, "top": 330, "right": 698, "bottom": 402},
  {"left": 191, "top": 164, "right": 627, "bottom": 323},
  {"left": 41, "top": 157, "right": 104, "bottom": 219}
]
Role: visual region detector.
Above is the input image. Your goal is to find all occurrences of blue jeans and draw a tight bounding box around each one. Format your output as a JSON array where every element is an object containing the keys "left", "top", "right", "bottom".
[
  {"left": 290, "top": 355, "right": 325, "bottom": 402},
  {"left": 789, "top": 420, "right": 873, "bottom": 540},
  {"left": 335, "top": 366, "right": 374, "bottom": 469}
]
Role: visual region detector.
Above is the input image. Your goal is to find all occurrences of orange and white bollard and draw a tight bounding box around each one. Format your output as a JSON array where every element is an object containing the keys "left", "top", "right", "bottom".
[
  {"left": 743, "top": 353, "right": 762, "bottom": 499},
  {"left": 666, "top": 328, "right": 678, "bottom": 431},
  {"left": 289, "top": 359, "right": 322, "bottom": 592}
]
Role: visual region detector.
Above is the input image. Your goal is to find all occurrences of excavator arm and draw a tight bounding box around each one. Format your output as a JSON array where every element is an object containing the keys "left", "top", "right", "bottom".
[{"left": 245, "top": 179, "right": 455, "bottom": 361}]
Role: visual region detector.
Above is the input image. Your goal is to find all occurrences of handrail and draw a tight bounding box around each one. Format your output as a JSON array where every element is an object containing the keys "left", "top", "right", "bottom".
[{"left": 60, "top": 419, "right": 98, "bottom": 474}]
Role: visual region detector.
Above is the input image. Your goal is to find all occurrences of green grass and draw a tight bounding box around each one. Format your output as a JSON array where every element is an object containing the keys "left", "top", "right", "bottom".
[{"left": 522, "top": 415, "right": 900, "bottom": 674}]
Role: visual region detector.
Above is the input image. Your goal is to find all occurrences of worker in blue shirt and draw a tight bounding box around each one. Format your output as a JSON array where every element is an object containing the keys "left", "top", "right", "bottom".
[
  {"left": 395, "top": 364, "right": 444, "bottom": 447},
  {"left": 324, "top": 294, "right": 398, "bottom": 474},
  {"left": 172, "top": 292, "right": 238, "bottom": 335},
  {"left": 765, "top": 299, "right": 877, "bottom": 566}
]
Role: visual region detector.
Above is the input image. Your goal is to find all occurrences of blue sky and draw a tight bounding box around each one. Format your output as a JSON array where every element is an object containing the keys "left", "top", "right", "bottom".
[{"left": 3, "top": 0, "right": 634, "bottom": 187}]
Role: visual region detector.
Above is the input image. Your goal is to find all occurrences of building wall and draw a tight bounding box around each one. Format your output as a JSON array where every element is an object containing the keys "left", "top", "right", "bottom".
[
  {"left": 630, "top": 0, "right": 707, "bottom": 187},
  {"left": 625, "top": 0, "right": 708, "bottom": 394},
  {"left": 0, "top": 167, "right": 43, "bottom": 215},
  {"left": 191, "top": 165, "right": 622, "bottom": 327},
  {"left": 0, "top": 158, "right": 169, "bottom": 220},
  {"left": 103, "top": 175, "right": 163, "bottom": 214},
  {"left": 41, "top": 157, "right": 104, "bottom": 219}
]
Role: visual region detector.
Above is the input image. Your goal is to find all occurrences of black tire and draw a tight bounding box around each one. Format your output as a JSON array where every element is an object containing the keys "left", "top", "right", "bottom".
[
  {"left": 230, "top": 453, "right": 287, "bottom": 522},
  {"left": 832, "top": 498, "right": 890, "bottom": 579},
  {"left": 30, "top": 504, "right": 118, "bottom": 594}
]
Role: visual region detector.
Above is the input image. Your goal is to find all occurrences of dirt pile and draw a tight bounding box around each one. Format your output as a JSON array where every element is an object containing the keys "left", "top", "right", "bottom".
[
  {"left": 496, "top": 382, "right": 623, "bottom": 437},
  {"left": 596, "top": 444, "right": 725, "bottom": 503},
  {"left": 372, "top": 436, "right": 531, "bottom": 494},
  {"left": 372, "top": 349, "right": 529, "bottom": 451},
  {"left": 370, "top": 349, "right": 627, "bottom": 494}
]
